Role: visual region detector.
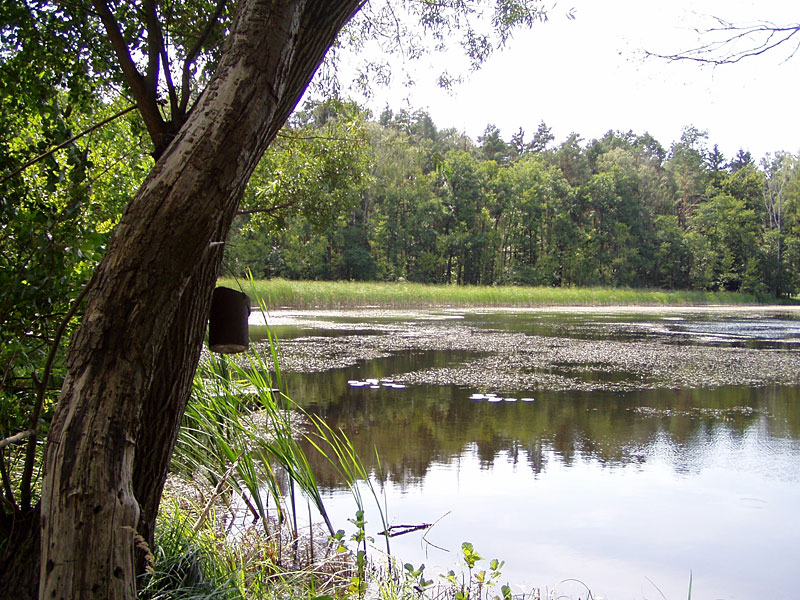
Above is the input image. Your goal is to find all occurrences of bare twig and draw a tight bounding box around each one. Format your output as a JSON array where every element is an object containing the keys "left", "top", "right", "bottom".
[
  {"left": 648, "top": 19, "right": 800, "bottom": 65},
  {"left": 193, "top": 457, "right": 240, "bottom": 531},
  {"left": 378, "top": 522, "right": 432, "bottom": 537},
  {"left": 19, "top": 282, "right": 91, "bottom": 510}
]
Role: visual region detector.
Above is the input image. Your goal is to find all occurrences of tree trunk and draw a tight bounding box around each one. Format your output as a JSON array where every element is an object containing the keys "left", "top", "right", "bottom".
[
  {"left": 132, "top": 245, "right": 224, "bottom": 558},
  {"left": 38, "top": 2, "right": 361, "bottom": 599}
]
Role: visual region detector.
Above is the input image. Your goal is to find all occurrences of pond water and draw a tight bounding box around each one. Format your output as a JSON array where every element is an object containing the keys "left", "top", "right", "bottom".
[{"left": 255, "top": 308, "right": 800, "bottom": 600}]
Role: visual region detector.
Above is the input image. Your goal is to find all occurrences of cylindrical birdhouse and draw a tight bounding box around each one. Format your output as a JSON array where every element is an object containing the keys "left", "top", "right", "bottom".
[{"left": 208, "top": 286, "right": 251, "bottom": 354}]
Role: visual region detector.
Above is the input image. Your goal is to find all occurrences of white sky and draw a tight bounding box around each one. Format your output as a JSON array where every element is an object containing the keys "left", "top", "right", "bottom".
[{"left": 345, "top": 0, "right": 799, "bottom": 161}]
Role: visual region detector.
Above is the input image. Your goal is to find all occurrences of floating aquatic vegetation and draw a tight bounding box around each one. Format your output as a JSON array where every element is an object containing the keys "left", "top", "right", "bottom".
[
  {"left": 250, "top": 310, "right": 800, "bottom": 392},
  {"left": 467, "top": 394, "right": 532, "bottom": 402},
  {"left": 632, "top": 405, "right": 759, "bottom": 418}
]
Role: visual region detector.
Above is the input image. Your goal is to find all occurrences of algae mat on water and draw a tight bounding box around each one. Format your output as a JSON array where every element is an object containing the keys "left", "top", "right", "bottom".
[{"left": 245, "top": 306, "right": 800, "bottom": 392}]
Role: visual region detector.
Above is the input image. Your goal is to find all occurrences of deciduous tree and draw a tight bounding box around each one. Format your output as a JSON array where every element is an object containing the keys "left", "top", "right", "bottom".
[{"left": 1, "top": 2, "right": 551, "bottom": 597}]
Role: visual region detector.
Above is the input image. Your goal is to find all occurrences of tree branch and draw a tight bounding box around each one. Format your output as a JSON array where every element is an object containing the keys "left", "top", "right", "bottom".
[
  {"left": 142, "top": 0, "right": 162, "bottom": 90},
  {"left": 19, "top": 282, "right": 91, "bottom": 511},
  {"left": 160, "top": 41, "right": 180, "bottom": 119},
  {"left": 648, "top": 19, "right": 800, "bottom": 65},
  {"left": 237, "top": 197, "right": 302, "bottom": 216},
  {"left": 0, "top": 430, "right": 35, "bottom": 451},
  {"left": 92, "top": 0, "right": 169, "bottom": 154},
  {"left": 0, "top": 104, "right": 137, "bottom": 184},
  {"left": 0, "top": 447, "right": 17, "bottom": 510},
  {"left": 180, "top": 0, "right": 228, "bottom": 116},
  {"left": 276, "top": 131, "right": 356, "bottom": 142}
]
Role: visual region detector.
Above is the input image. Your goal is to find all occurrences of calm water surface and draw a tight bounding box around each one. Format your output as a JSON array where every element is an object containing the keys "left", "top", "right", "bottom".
[{"left": 262, "top": 309, "right": 800, "bottom": 600}]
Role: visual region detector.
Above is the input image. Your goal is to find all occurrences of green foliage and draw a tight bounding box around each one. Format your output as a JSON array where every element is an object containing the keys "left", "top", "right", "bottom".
[
  {"left": 689, "top": 193, "right": 761, "bottom": 291},
  {"left": 0, "top": 88, "right": 151, "bottom": 511},
  {"left": 222, "top": 108, "right": 799, "bottom": 300},
  {"left": 225, "top": 100, "right": 374, "bottom": 279},
  {"left": 436, "top": 544, "right": 508, "bottom": 600},
  {"left": 1, "top": 4, "right": 154, "bottom": 508},
  {"left": 460, "top": 542, "right": 482, "bottom": 570},
  {"left": 246, "top": 100, "right": 372, "bottom": 234}
]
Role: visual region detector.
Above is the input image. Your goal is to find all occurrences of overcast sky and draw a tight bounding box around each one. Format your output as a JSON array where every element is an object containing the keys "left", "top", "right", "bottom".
[{"left": 345, "top": 0, "right": 799, "bottom": 161}]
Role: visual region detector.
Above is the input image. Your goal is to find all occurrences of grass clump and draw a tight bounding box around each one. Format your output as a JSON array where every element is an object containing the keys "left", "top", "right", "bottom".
[
  {"left": 140, "top": 500, "right": 352, "bottom": 600},
  {"left": 142, "top": 501, "right": 552, "bottom": 600},
  {"left": 218, "top": 277, "right": 762, "bottom": 309},
  {"left": 150, "top": 346, "right": 360, "bottom": 599},
  {"left": 139, "top": 501, "right": 243, "bottom": 599}
]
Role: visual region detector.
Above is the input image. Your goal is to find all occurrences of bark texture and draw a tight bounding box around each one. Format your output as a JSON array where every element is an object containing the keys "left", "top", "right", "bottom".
[
  {"left": 131, "top": 249, "right": 222, "bottom": 554},
  {"left": 38, "top": 1, "right": 362, "bottom": 598}
]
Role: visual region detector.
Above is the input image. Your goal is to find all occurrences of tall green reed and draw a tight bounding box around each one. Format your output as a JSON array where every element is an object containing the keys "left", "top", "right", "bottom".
[
  {"left": 172, "top": 350, "right": 336, "bottom": 542},
  {"left": 218, "top": 277, "right": 762, "bottom": 309}
]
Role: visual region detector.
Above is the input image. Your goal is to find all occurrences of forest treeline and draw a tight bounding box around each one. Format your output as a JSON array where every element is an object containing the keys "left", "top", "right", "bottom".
[{"left": 226, "top": 101, "right": 800, "bottom": 298}]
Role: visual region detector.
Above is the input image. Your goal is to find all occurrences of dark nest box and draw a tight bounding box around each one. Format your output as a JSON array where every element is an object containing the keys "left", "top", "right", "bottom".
[{"left": 208, "top": 286, "right": 251, "bottom": 354}]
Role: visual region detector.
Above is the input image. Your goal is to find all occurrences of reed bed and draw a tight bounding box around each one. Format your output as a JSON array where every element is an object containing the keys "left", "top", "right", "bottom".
[{"left": 217, "top": 277, "right": 760, "bottom": 309}]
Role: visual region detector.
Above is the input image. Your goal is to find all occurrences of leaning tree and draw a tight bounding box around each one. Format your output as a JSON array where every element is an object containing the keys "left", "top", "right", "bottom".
[
  {"left": 0, "top": 1, "right": 550, "bottom": 598},
  {"left": 37, "top": 2, "right": 366, "bottom": 597}
]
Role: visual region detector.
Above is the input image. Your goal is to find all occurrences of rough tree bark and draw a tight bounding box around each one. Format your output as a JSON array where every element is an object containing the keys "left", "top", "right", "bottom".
[
  {"left": 37, "top": 1, "right": 362, "bottom": 598},
  {"left": 131, "top": 248, "right": 223, "bottom": 555}
]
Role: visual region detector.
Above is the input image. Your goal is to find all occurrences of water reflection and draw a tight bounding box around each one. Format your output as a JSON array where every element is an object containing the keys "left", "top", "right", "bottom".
[
  {"left": 285, "top": 359, "right": 800, "bottom": 490},
  {"left": 458, "top": 309, "right": 800, "bottom": 349},
  {"left": 309, "top": 424, "right": 800, "bottom": 600}
]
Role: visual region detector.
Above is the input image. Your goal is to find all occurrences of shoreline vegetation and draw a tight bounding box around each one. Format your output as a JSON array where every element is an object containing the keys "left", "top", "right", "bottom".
[{"left": 217, "top": 277, "right": 792, "bottom": 309}]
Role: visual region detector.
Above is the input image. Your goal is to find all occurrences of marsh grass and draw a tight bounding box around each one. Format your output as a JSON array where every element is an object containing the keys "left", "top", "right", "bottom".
[
  {"left": 218, "top": 278, "right": 761, "bottom": 309},
  {"left": 160, "top": 348, "right": 364, "bottom": 598},
  {"left": 173, "top": 350, "right": 339, "bottom": 542},
  {"left": 140, "top": 499, "right": 354, "bottom": 600}
]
